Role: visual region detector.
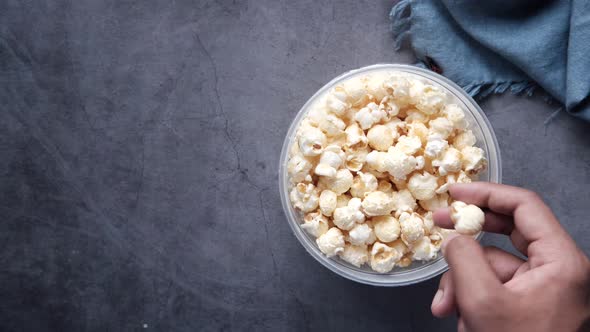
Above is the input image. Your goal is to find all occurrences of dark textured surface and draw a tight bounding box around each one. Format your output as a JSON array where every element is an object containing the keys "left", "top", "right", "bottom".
[{"left": 1, "top": 1, "right": 589, "bottom": 331}]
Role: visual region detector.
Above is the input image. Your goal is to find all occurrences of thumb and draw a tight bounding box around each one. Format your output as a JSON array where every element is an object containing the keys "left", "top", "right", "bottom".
[{"left": 442, "top": 234, "right": 504, "bottom": 310}]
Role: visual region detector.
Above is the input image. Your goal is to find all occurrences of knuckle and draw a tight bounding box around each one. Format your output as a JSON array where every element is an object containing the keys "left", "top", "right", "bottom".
[{"left": 520, "top": 189, "right": 543, "bottom": 203}]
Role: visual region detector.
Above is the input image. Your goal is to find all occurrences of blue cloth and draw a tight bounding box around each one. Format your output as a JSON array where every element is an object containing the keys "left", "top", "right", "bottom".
[{"left": 390, "top": 0, "right": 590, "bottom": 121}]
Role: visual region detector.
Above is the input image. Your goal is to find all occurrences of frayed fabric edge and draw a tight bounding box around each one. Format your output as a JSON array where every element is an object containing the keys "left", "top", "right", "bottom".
[
  {"left": 463, "top": 81, "right": 537, "bottom": 100},
  {"left": 390, "top": 0, "right": 412, "bottom": 51}
]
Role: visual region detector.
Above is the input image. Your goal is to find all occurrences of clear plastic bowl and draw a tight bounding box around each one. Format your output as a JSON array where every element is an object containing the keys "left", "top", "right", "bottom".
[{"left": 279, "top": 64, "right": 501, "bottom": 286}]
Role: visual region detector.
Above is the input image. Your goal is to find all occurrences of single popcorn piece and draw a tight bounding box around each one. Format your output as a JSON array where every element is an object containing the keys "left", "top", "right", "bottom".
[
  {"left": 339, "top": 244, "right": 369, "bottom": 268},
  {"left": 378, "top": 96, "right": 401, "bottom": 119},
  {"left": 443, "top": 104, "right": 467, "bottom": 130},
  {"left": 301, "top": 212, "right": 329, "bottom": 237},
  {"left": 344, "top": 146, "right": 369, "bottom": 172},
  {"left": 383, "top": 147, "right": 417, "bottom": 180},
  {"left": 320, "top": 169, "right": 354, "bottom": 194},
  {"left": 316, "top": 227, "right": 345, "bottom": 257},
  {"left": 407, "top": 122, "right": 429, "bottom": 144},
  {"left": 411, "top": 236, "right": 439, "bottom": 261},
  {"left": 452, "top": 130, "right": 476, "bottom": 150},
  {"left": 319, "top": 190, "right": 338, "bottom": 216},
  {"left": 314, "top": 146, "right": 345, "bottom": 177},
  {"left": 405, "top": 109, "right": 429, "bottom": 123},
  {"left": 365, "top": 74, "right": 389, "bottom": 101},
  {"left": 325, "top": 91, "right": 349, "bottom": 116},
  {"left": 298, "top": 126, "right": 327, "bottom": 156},
  {"left": 383, "top": 117, "right": 404, "bottom": 139},
  {"left": 290, "top": 183, "right": 320, "bottom": 212},
  {"left": 317, "top": 113, "right": 346, "bottom": 137},
  {"left": 414, "top": 85, "right": 447, "bottom": 115},
  {"left": 350, "top": 172, "right": 378, "bottom": 198},
  {"left": 367, "top": 125, "right": 394, "bottom": 151},
  {"left": 415, "top": 156, "right": 425, "bottom": 170},
  {"left": 384, "top": 75, "right": 412, "bottom": 106},
  {"left": 399, "top": 212, "right": 425, "bottom": 245},
  {"left": 424, "top": 133, "right": 449, "bottom": 158},
  {"left": 395, "top": 135, "right": 422, "bottom": 155},
  {"left": 333, "top": 197, "right": 365, "bottom": 230},
  {"left": 362, "top": 191, "right": 395, "bottom": 216},
  {"left": 373, "top": 215, "right": 401, "bottom": 242},
  {"left": 287, "top": 154, "right": 313, "bottom": 183},
  {"left": 419, "top": 193, "right": 449, "bottom": 212},
  {"left": 344, "top": 123, "right": 368, "bottom": 149},
  {"left": 461, "top": 146, "right": 487, "bottom": 174},
  {"left": 376, "top": 179, "right": 393, "bottom": 193},
  {"left": 407, "top": 172, "right": 438, "bottom": 201},
  {"left": 354, "top": 102, "right": 387, "bottom": 130},
  {"left": 348, "top": 223, "right": 376, "bottom": 245},
  {"left": 429, "top": 117, "right": 454, "bottom": 139},
  {"left": 342, "top": 79, "right": 368, "bottom": 106},
  {"left": 336, "top": 193, "right": 352, "bottom": 208},
  {"left": 391, "top": 189, "right": 417, "bottom": 214},
  {"left": 433, "top": 147, "right": 462, "bottom": 176},
  {"left": 370, "top": 242, "right": 402, "bottom": 273},
  {"left": 450, "top": 201, "right": 485, "bottom": 235}
]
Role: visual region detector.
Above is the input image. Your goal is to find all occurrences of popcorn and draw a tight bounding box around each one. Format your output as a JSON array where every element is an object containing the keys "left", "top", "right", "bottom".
[
  {"left": 301, "top": 212, "right": 329, "bottom": 237},
  {"left": 452, "top": 130, "right": 476, "bottom": 150},
  {"left": 325, "top": 91, "right": 349, "bottom": 116},
  {"left": 298, "top": 126, "right": 327, "bottom": 156},
  {"left": 383, "top": 147, "right": 418, "bottom": 180},
  {"left": 348, "top": 223, "right": 376, "bottom": 245},
  {"left": 429, "top": 117, "right": 454, "bottom": 139},
  {"left": 362, "top": 191, "right": 395, "bottom": 216},
  {"left": 290, "top": 183, "right": 320, "bottom": 212},
  {"left": 405, "top": 109, "right": 429, "bottom": 123},
  {"left": 336, "top": 194, "right": 352, "bottom": 208},
  {"left": 287, "top": 154, "right": 313, "bottom": 183},
  {"left": 314, "top": 146, "right": 345, "bottom": 177},
  {"left": 318, "top": 113, "right": 346, "bottom": 137},
  {"left": 443, "top": 104, "right": 467, "bottom": 130},
  {"left": 367, "top": 125, "right": 394, "bottom": 151},
  {"left": 344, "top": 123, "right": 368, "bottom": 149},
  {"left": 354, "top": 102, "right": 387, "bottom": 130},
  {"left": 373, "top": 215, "right": 401, "bottom": 242},
  {"left": 407, "top": 122, "right": 429, "bottom": 144},
  {"left": 350, "top": 172, "right": 378, "bottom": 198},
  {"left": 320, "top": 169, "right": 353, "bottom": 194},
  {"left": 395, "top": 135, "right": 422, "bottom": 155},
  {"left": 339, "top": 244, "right": 369, "bottom": 268},
  {"left": 287, "top": 72, "right": 488, "bottom": 273},
  {"left": 419, "top": 193, "right": 449, "bottom": 212},
  {"left": 376, "top": 179, "right": 393, "bottom": 193},
  {"left": 333, "top": 197, "right": 365, "bottom": 230},
  {"left": 391, "top": 189, "right": 417, "bottom": 214},
  {"left": 316, "top": 227, "right": 345, "bottom": 257},
  {"left": 399, "top": 212, "right": 425, "bottom": 245},
  {"left": 414, "top": 85, "right": 447, "bottom": 115},
  {"left": 383, "top": 117, "right": 405, "bottom": 139},
  {"left": 319, "top": 190, "right": 338, "bottom": 216},
  {"left": 424, "top": 133, "right": 449, "bottom": 158},
  {"left": 407, "top": 172, "right": 438, "bottom": 200},
  {"left": 370, "top": 242, "right": 402, "bottom": 273},
  {"left": 450, "top": 201, "right": 485, "bottom": 235},
  {"left": 432, "top": 147, "right": 462, "bottom": 176},
  {"left": 461, "top": 146, "right": 487, "bottom": 174},
  {"left": 411, "top": 236, "right": 438, "bottom": 261}
]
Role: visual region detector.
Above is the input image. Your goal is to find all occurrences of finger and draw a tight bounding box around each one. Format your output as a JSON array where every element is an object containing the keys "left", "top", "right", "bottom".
[
  {"left": 431, "top": 272, "right": 456, "bottom": 318},
  {"left": 483, "top": 247, "right": 525, "bottom": 282},
  {"left": 448, "top": 183, "right": 563, "bottom": 242},
  {"left": 458, "top": 318, "right": 467, "bottom": 332},
  {"left": 442, "top": 234, "right": 504, "bottom": 306},
  {"left": 434, "top": 207, "right": 514, "bottom": 235}
]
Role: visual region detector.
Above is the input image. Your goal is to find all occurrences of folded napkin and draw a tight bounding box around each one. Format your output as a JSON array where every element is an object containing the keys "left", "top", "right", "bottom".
[{"left": 390, "top": 0, "right": 590, "bottom": 121}]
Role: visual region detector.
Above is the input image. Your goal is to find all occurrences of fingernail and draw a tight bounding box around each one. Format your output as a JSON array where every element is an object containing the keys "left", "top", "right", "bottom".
[
  {"left": 441, "top": 233, "right": 460, "bottom": 254},
  {"left": 432, "top": 289, "right": 444, "bottom": 308}
]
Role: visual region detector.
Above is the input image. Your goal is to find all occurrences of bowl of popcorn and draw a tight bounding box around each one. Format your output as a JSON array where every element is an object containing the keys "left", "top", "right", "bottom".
[{"left": 279, "top": 64, "right": 501, "bottom": 286}]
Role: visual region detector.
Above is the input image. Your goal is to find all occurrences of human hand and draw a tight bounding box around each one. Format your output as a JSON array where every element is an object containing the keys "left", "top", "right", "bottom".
[{"left": 431, "top": 182, "right": 590, "bottom": 332}]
